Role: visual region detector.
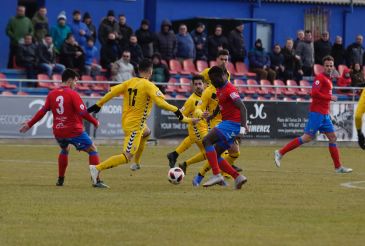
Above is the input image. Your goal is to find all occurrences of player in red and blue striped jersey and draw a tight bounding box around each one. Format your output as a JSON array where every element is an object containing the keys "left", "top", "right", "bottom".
[
  {"left": 274, "top": 55, "right": 352, "bottom": 173},
  {"left": 201, "top": 66, "right": 248, "bottom": 189},
  {"left": 19, "top": 69, "right": 109, "bottom": 187}
]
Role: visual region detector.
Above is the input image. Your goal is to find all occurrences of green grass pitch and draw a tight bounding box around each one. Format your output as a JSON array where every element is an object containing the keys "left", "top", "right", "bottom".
[{"left": 1, "top": 143, "right": 365, "bottom": 246}]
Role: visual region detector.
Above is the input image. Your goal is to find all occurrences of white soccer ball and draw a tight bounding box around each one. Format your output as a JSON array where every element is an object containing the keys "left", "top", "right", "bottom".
[{"left": 168, "top": 167, "right": 185, "bottom": 185}]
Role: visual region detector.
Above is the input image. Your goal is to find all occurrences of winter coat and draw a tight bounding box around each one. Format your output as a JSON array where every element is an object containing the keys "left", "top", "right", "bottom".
[
  {"left": 6, "top": 15, "right": 33, "bottom": 45},
  {"left": 337, "top": 68, "right": 351, "bottom": 87},
  {"left": 135, "top": 28, "right": 154, "bottom": 58},
  {"left": 154, "top": 20, "right": 177, "bottom": 61},
  {"left": 281, "top": 47, "right": 302, "bottom": 71},
  {"left": 228, "top": 29, "right": 246, "bottom": 62},
  {"left": 84, "top": 45, "right": 98, "bottom": 65},
  {"left": 37, "top": 42, "right": 57, "bottom": 64},
  {"left": 98, "top": 18, "right": 119, "bottom": 46},
  {"left": 190, "top": 30, "right": 207, "bottom": 60},
  {"left": 295, "top": 40, "right": 314, "bottom": 67},
  {"left": 248, "top": 48, "right": 271, "bottom": 69},
  {"left": 176, "top": 33, "right": 195, "bottom": 59},
  {"left": 100, "top": 40, "right": 122, "bottom": 68},
  {"left": 118, "top": 24, "right": 133, "bottom": 51},
  {"left": 128, "top": 43, "right": 144, "bottom": 66},
  {"left": 269, "top": 52, "right": 284, "bottom": 70},
  {"left": 314, "top": 39, "right": 332, "bottom": 64},
  {"left": 32, "top": 13, "right": 49, "bottom": 42},
  {"left": 207, "top": 34, "right": 228, "bottom": 61},
  {"left": 346, "top": 43, "right": 365, "bottom": 66},
  {"left": 50, "top": 24, "right": 71, "bottom": 52},
  {"left": 331, "top": 43, "right": 346, "bottom": 67},
  {"left": 60, "top": 42, "right": 84, "bottom": 67},
  {"left": 69, "top": 20, "right": 90, "bottom": 48},
  {"left": 85, "top": 22, "right": 97, "bottom": 41},
  {"left": 16, "top": 43, "right": 38, "bottom": 66},
  {"left": 350, "top": 69, "right": 365, "bottom": 87}
]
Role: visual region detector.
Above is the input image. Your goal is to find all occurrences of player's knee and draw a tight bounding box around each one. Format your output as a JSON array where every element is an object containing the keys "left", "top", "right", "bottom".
[
  {"left": 301, "top": 134, "right": 312, "bottom": 143},
  {"left": 228, "top": 143, "right": 239, "bottom": 153},
  {"left": 328, "top": 135, "right": 337, "bottom": 143},
  {"left": 143, "top": 128, "right": 151, "bottom": 138},
  {"left": 124, "top": 152, "right": 133, "bottom": 162}
]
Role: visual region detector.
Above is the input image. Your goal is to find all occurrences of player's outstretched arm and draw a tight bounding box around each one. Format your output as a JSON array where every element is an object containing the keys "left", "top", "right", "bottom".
[
  {"left": 20, "top": 98, "right": 50, "bottom": 133},
  {"left": 88, "top": 83, "right": 126, "bottom": 113},
  {"left": 233, "top": 99, "right": 248, "bottom": 138}
]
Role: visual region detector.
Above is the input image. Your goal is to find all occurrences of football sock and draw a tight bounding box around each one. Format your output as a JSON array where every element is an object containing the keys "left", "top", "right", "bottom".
[
  {"left": 58, "top": 149, "right": 68, "bottom": 178},
  {"left": 176, "top": 137, "right": 192, "bottom": 155},
  {"left": 134, "top": 135, "right": 149, "bottom": 165},
  {"left": 186, "top": 152, "right": 205, "bottom": 166},
  {"left": 88, "top": 151, "right": 100, "bottom": 165},
  {"left": 204, "top": 145, "right": 220, "bottom": 175},
  {"left": 224, "top": 150, "right": 240, "bottom": 165},
  {"left": 279, "top": 137, "right": 303, "bottom": 155},
  {"left": 218, "top": 157, "right": 239, "bottom": 179},
  {"left": 199, "top": 161, "right": 211, "bottom": 176},
  {"left": 328, "top": 143, "right": 341, "bottom": 169},
  {"left": 96, "top": 153, "right": 128, "bottom": 171}
]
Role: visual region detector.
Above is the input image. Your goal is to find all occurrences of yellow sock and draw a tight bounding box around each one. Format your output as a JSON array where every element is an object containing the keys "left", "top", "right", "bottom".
[
  {"left": 198, "top": 161, "right": 211, "bottom": 176},
  {"left": 134, "top": 135, "right": 149, "bottom": 165},
  {"left": 186, "top": 152, "right": 206, "bottom": 166},
  {"left": 224, "top": 150, "right": 240, "bottom": 165},
  {"left": 96, "top": 154, "right": 128, "bottom": 171},
  {"left": 176, "top": 137, "right": 193, "bottom": 155}
]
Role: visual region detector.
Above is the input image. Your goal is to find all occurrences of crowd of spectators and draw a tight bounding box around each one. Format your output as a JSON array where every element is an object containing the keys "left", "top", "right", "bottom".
[{"left": 5, "top": 5, "right": 365, "bottom": 90}]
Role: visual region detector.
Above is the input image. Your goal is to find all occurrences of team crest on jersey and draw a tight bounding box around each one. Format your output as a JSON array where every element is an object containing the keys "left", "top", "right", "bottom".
[
  {"left": 156, "top": 90, "right": 163, "bottom": 97},
  {"left": 230, "top": 92, "right": 240, "bottom": 100},
  {"left": 80, "top": 104, "right": 85, "bottom": 110},
  {"left": 314, "top": 80, "right": 320, "bottom": 85}
]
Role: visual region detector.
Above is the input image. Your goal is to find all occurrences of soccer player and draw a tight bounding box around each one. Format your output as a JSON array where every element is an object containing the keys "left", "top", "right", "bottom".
[
  {"left": 87, "top": 59, "right": 198, "bottom": 187},
  {"left": 274, "top": 55, "right": 352, "bottom": 173},
  {"left": 201, "top": 66, "right": 248, "bottom": 189},
  {"left": 355, "top": 89, "right": 365, "bottom": 149},
  {"left": 19, "top": 69, "right": 108, "bottom": 188},
  {"left": 167, "top": 49, "right": 242, "bottom": 174}
]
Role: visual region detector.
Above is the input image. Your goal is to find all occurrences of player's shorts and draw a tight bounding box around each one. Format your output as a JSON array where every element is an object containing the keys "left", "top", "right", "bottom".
[
  {"left": 123, "top": 128, "right": 145, "bottom": 155},
  {"left": 214, "top": 120, "right": 240, "bottom": 149},
  {"left": 56, "top": 131, "right": 93, "bottom": 151},
  {"left": 304, "top": 112, "right": 334, "bottom": 137}
]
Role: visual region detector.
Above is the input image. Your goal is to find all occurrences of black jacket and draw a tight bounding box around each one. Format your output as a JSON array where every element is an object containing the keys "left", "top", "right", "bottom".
[
  {"left": 16, "top": 43, "right": 38, "bottom": 66},
  {"left": 98, "top": 18, "right": 119, "bottom": 45},
  {"left": 207, "top": 34, "right": 228, "bottom": 61},
  {"left": 346, "top": 43, "right": 365, "bottom": 66},
  {"left": 154, "top": 20, "right": 177, "bottom": 61},
  {"left": 135, "top": 28, "right": 155, "bottom": 58},
  {"left": 37, "top": 43, "right": 57, "bottom": 64},
  {"left": 128, "top": 43, "right": 144, "bottom": 67},
  {"left": 100, "top": 40, "right": 122, "bottom": 68},
  {"left": 331, "top": 43, "right": 346, "bottom": 67},
  {"left": 60, "top": 42, "right": 84, "bottom": 68},
  {"left": 282, "top": 47, "right": 302, "bottom": 71},
  {"left": 228, "top": 29, "right": 246, "bottom": 62},
  {"left": 118, "top": 23, "right": 133, "bottom": 51},
  {"left": 314, "top": 39, "right": 332, "bottom": 64}
]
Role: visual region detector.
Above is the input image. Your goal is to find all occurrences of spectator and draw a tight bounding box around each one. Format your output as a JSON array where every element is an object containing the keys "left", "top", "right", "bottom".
[
  {"left": 248, "top": 39, "right": 276, "bottom": 83},
  {"left": 314, "top": 31, "right": 332, "bottom": 64},
  {"left": 228, "top": 22, "right": 246, "bottom": 63},
  {"left": 111, "top": 50, "right": 135, "bottom": 82},
  {"left": 151, "top": 53, "right": 170, "bottom": 93},
  {"left": 98, "top": 10, "right": 119, "bottom": 46},
  {"left": 207, "top": 25, "right": 229, "bottom": 61},
  {"left": 176, "top": 24, "right": 195, "bottom": 60},
  {"left": 294, "top": 30, "right": 304, "bottom": 49},
  {"left": 331, "top": 36, "right": 346, "bottom": 67},
  {"left": 281, "top": 38, "right": 303, "bottom": 82},
  {"left": 38, "top": 34, "right": 65, "bottom": 78},
  {"left": 60, "top": 33, "right": 85, "bottom": 72},
  {"left": 127, "top": 35, "right": 144, "bottom": 69},
  {"left": 117, "top": 14, "right": 133, "bottom": 51},
  {"left": 50, "top": 11, "right": 71, "bottom": 53},
  {"left": 296, "top": 30, "right": 314, "bottom": 76},
  {"left": 154, "top": 19, "right": 177, "bottom": 61},
  {"left": 100, "top": 32, "right": 122, "bottom": 76},
  {"left": 270, "top": 44, "right": 285, "bottom": 80},
  {"left": 84, "top": 37, "right": 102, "bottom": 78},
  {"left": 350, "top": 63, "right": 365, "bottom": 87},
  {"left": 6, "top": 5, "right": 33, "bottom": 68},
  {"left": 346, "top": 35, "right": 365, "bottom": 66},
  {"left": 69, "top": 10, "right": 90, "bottom": 48},
  {"left": 135, "top": 19, "right": 154, "bottom": 58},
  {"left": 337, "top": 67, "right": 352, "bottom": 93},
  {"left": 83, "top": 12, "right": 96, "bottom": 41},
  {"left": 16, "top": 34, "right": 38, "bottom": 82},
  {"left": 190, "top": 22, "right": 207, "bottom": 61},
  {"left": 32, "top": 6, "right": 48, "bottom": 43}
]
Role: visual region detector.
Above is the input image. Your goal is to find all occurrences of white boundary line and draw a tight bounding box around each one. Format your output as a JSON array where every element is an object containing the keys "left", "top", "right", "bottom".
[{"left": 340, "top": 181, "right": 365, "bottom": 190}]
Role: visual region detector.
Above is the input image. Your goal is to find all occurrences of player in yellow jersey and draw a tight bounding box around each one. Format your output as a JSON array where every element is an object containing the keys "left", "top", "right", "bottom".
[
  {"left": 87, "top": 59, "right": 198, "bottom": 187},
  {"left": 355, "top": 89, "right": 365, "bottom": 149}
]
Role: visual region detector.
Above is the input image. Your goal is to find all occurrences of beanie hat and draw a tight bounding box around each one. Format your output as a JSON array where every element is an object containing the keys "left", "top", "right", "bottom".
[
  {"left": 141, "top": 19, "right": 149, "bottom": 26},
  {"left": 57, "top": 11, "right": 67, "bottom": 21},
  {"left": 83, "top": 12, "right": 91, "bottom": 20},
  {"left": 107, "top": 10, "right": 115, "bottom": 17}
]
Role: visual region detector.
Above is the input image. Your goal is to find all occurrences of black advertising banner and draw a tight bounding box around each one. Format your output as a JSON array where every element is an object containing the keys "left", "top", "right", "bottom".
[{"left": 154, "top": 100, "right": 310, "bottom": 139}]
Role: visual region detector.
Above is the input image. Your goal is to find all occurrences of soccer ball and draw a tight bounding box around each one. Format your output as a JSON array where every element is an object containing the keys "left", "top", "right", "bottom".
[{"left": 168, "top": 167, "right": 185, "bottom": 184}]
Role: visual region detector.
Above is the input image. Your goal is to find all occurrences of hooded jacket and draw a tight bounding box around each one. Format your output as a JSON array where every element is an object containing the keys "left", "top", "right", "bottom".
[
  {"left": 154, "top": 20, "right": 177, "bottom": 60},
  {"left": 32, "top": 12, "right": 49, "bottom": 42}
]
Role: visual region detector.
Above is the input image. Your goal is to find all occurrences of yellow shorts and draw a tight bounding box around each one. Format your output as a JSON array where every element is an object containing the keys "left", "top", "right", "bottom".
[{"left": 123, "top": 125, "right": 147, "bottom": 155}]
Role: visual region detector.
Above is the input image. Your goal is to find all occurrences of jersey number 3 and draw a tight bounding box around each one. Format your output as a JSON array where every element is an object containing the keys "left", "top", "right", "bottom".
[
  {"left": 128, "top": 88, "right": 138, "bottom": 106},
  {"left": 56, "top": 96, "right": 64, "bottom": 115}
]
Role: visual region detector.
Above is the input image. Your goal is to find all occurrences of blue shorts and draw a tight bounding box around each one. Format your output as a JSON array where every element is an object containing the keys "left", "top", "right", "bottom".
[
  {"left": 214, "top": 120, "right": 240, "bottom": 149},
  {"left": 56, "top": 132, "right": 93, "bottom": 151},
  {"left": 304, "top": 112, "right": 334, "bottom": 137}
]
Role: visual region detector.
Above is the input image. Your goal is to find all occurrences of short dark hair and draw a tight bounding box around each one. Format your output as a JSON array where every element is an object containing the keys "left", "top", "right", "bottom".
[
  {"left": 322, "top": 55, "right": 334, "bottom": 64},
  {"left": 305, "top": 30, "right": 312, "bottom": 34},
  {"left": 192, "top": 75, "right": 204, "bottom": 83},
  {"left": 45, "top": 34, "right": 52, "bottom": 38},
  {"left": 217, "top": 49, "right": 229, "bottom": 57},
  {"left": 208, "top": 66, "right": 224, "bottom": 78},
  {"left": 138, "top": 59, "right": 153, "bottom": 73},
  {"left": 62, "top": 69, "right": 79, "bottom": 82},
  {"left": 66, "top": 33, "right": 74, "bottom": 40}
]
